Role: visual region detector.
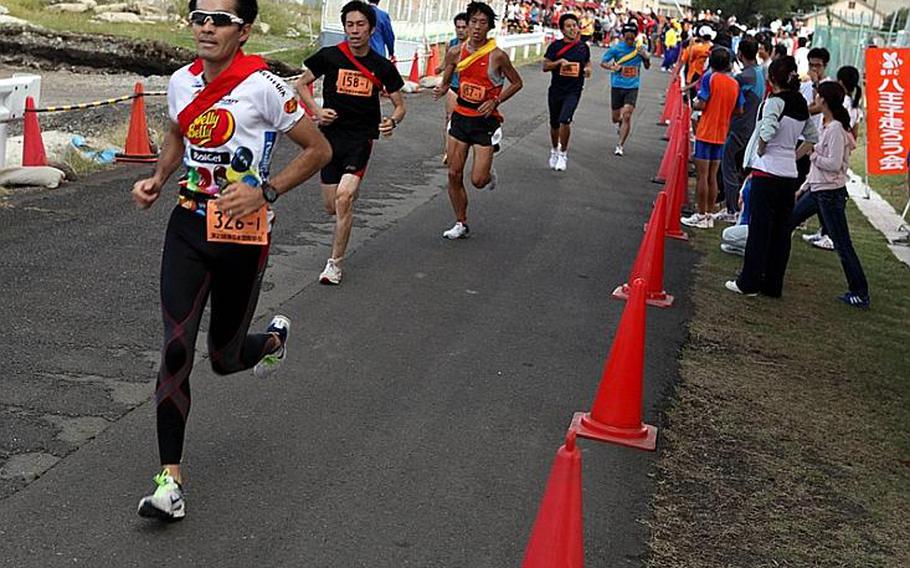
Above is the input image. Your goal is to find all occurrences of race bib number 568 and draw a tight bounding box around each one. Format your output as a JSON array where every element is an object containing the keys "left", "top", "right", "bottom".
[{"left": 206, "top": 202, "right": 269, "bottom": 245}]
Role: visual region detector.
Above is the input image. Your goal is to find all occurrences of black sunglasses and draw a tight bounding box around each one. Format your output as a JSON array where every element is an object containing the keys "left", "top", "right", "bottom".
[{"left": 189, "top": 10, "right": 245, "bottom": 27}]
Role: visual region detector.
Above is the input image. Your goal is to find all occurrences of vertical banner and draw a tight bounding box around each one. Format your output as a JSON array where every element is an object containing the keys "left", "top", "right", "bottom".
[{"left": 866, "top": 47, "right": 910, "bottom": 175}]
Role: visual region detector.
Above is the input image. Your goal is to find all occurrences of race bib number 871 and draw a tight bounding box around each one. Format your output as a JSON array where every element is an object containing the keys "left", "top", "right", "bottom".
[
  {"left": 337, "top": 69, "right": 373, "bottom": 97},
  {"left": 459, "top": 82, "right": 487, "bottom": 104}
]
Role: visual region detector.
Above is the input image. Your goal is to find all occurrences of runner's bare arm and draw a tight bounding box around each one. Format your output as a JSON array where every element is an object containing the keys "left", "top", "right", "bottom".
[
  {"left": 488, "top": 49, "right": 523, "bottom": 109},
  {"left": 131, "top": 121, "right": 184, "bottom": 209},
  {"left": 585, "top": 60, "right": 593, "bottom": 78},
  {"left": 542, "top": 57, "right": 563, "bottom": 72},
  {"left": 639, "top": 46, "right": 651, "bottom": 69},
  {"left": 434, "top": 46, "right": 460, "bottom": 100},
  {"left": 215, "top": 117, "right": 332, "bottom": 218},
  {"left": 379, "top": 91, "right": 406, "bottom": 136},
  {"left": 296, "top": 70, "right": 337, "bottom": 125}
]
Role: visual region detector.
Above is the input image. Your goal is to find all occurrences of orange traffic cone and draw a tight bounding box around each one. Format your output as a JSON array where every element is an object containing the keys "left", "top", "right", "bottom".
[
  {"left": 664, "top": 152, "right": 689, "bottom": 241},
  {"left": 115, "top": 82, "right": 157, "bottom": 164},
  {"left": 572, "top": 278, "right": 657, "bottom": 451},
  {"left": 22, "top": 96, "right": 48, "bottom": 167},
  {"left": 521, "top": 430, "right": 584, "bottom": 568},
  {"left": 408, "top": 51, "right": 421, "bottom": 84},
  {"left": 426, "top": 44, "right": 440, "bottom": 77},
  {"left": 614, "top": 192, "right": 673, "bottom": 308}
]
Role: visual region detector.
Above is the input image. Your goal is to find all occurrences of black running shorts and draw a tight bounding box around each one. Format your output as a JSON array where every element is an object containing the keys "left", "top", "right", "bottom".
[
  {"left": 548, "top": 90, "right": 582, "bottom": 129},
  {"left": 448, "top": 112, "right": 502, "bottom": 148},
  {"left": 610, "top": 87, "right": 639, "bottom": 111},
  {"left": 320, "top": 133, "right": 373, "bottom": 185}
]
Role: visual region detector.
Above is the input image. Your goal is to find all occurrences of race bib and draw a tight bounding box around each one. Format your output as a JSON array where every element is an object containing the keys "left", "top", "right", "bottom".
[
  {"left": 560, "top": 62, "right": 581, "bottom": 77},
  {"left": 336, "top": 69, "right": 373, "bottom": 97},
  {"left": 621, "top": 66, "right": 639, "bottom": 79},
  {"left": 459, "top": 82, "right": 487, "bottom": 104},
  {"left": 206, "top": 202, "right": 269, "bottom": 245}
]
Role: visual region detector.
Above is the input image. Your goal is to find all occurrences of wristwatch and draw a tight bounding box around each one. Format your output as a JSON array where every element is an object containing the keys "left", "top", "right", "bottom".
[{"left": 261, "top": 181, "right": 279, "bottom": 204}]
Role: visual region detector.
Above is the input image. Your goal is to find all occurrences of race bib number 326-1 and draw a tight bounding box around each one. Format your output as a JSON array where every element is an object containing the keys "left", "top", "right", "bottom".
[
  {"left": 336, "top": 69, "right": 373, "bottom": 97},
  {"left": 560, "top": 62, "right": 581, "bottom": 77},
  {"left": 206, "top": 202, "right": 269, "bottom": 245}
]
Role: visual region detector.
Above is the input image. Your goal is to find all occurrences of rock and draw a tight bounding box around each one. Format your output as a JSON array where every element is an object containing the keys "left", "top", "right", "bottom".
[
  {"left": 0, "top": 14, "right": 31, "bottom": 28},
  {"left": 47, "top": 3, "right": 94, "bottom": 13},
  {"left": 285, "top": 27, "right": 300, "bottom": 38},
  {"left": 255, "top": 21, "right": 270, "bottom": 35},
  {"left": 92, "top": 12, "right": 144, "bottom": 24},
  {"left": 94, "top": 3, "right": 135, "bottom": 13},
  {"left": 0, "top": 5, "right": 9, "bottom": 16}
]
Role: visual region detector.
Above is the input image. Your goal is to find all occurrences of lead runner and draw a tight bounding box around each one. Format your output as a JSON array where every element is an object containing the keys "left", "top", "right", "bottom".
[
  {"left": 131, "top": 0, "right": 331, "bottom": 520},
  {"left": 434, "top": 1, "right": 523, "bottom": 240}
]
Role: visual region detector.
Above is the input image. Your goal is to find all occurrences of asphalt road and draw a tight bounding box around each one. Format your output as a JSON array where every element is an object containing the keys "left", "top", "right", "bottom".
[{"left": 0, "top": 54, "right": 697, "bottom": 566}]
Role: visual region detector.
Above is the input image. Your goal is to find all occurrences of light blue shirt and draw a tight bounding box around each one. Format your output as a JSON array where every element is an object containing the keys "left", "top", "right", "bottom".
[{"left": 602, "top": 42, "right": 644, "bottom": 89}]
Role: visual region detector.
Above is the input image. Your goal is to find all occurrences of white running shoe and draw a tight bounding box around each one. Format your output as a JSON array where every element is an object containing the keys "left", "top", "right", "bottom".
[
  {"left": 614, "top": 145, "right": 624, "bottom": 156},
  {"left": 138, "top": 470, "right": 185, "bottom": 521},
  {"left": 319, "top": 258, "right": 342, "bottom": 285},
  {"left": 811, "top": 235, "right": 835, "bottom": 250},
  {"left": 712, "top": 211, "right": 739, "bottom": 224},
  {"left": 475, "top": 167, "right": 497, "bottom": 191},
  {"left": 442, "top": 221, "right": 470, "bottom": 240},
  {"left": 253, "top": 315, "right": 290, "bottom": 379},
  {"left": 549, "top": 148, "right": 559, "bottom": 169},
  {"left": 554, "top": 151, "right": 567, "bottom": 171},
  {"left": 725, "top": 280, "right": 758, "bottom": 296},
  {"left": 681, "top": 213, "right": 711, "bottom": 228},
  {"left": 801, "top": 230, "right": 823, "bottom": 242}
]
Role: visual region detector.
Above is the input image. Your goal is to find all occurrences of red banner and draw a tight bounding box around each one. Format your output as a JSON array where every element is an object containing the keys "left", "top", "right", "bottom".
[{"left": 865, "top": 47, "right": 910, "bottom": 175}]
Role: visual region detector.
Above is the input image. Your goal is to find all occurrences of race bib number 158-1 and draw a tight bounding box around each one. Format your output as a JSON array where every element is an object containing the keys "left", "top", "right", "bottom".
[
  {"left": 206, "top": 202, "right": 269, "bottom": 245},
  {"left": 337, "top": 69, "right": 373, "bottom": 97}
]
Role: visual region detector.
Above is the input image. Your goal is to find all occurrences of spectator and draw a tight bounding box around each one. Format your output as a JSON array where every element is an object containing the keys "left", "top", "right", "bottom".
[
  {"left": 721, "top": 177, "right": 752, "bottom": 256},
  {"left": 727, "top": 56, "right": 817, "bottom": 297},
  {"left": 836, "top": 65, "right": 863, "bottom": 139},
  {"left": 794, "top": 36, "right": 809, "bottom": 78},
  {"left": 368, "top": 0, "right": 395, "bottom": 59},
  {"left": 788, "top": 82, "right": 869, "bottom": 308}
]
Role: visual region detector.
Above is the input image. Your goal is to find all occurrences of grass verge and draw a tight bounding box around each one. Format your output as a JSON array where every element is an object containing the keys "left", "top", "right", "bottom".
[
  {"left": 848, "top": 126, "right": 908, "bottom": 214},
  {"left": 647, "top": 203, "right": 910, "bottom": 566}
]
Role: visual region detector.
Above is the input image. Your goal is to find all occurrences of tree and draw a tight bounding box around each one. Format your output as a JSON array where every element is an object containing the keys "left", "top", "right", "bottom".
[{"left": 692, "top": 0, "right": 834, "bottom": 26}]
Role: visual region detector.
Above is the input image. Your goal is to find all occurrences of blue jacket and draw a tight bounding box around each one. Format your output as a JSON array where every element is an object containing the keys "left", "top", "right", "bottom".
[{"left": 370, "top": 6, "right": 395, "bottom": 58}]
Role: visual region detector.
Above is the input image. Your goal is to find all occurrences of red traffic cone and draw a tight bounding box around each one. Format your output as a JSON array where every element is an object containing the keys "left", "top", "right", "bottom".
[
  {"left": 573, "top": 278, "right": 658, "bottom": 451},
  {"left": 521, "top": 430, "right": 584, "bottom": 568},
  {"left": 614, "top": 192, "right": 673, "bottom": 308},
  {"left": 657, "top": 77, "right": 680, "bottom": 125},
  {"left": 115, "top": 82, "right": 157, "bottom": 163},
  {"left": 22, "top": 96, "right": 48, "bottom": 167},
  {"left": 661, "top": 105, "right": 679, "bottom": 142},
  {"left": 665, "top": 152, "right": 689, "bottom": 241},
  {"left": 426, "top": 44, "right": 440, "bottom": 77},
  {"left": 408, "top": 51, "right": 421, "bottom": 83},
  {"left": 651, "top": 112, "right": 684, "bottom": 184}
]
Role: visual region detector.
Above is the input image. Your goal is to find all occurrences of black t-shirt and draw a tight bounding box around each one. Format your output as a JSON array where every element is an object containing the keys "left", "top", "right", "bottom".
[
  {"left": 304, "top": 45, "right": 404, "bottom": 139},
  {"left": 544, "top": 40, "right": 590, "bottom": 94}
]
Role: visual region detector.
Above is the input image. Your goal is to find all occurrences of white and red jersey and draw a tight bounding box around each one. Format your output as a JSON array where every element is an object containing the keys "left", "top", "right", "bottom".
[{"left": 167, "top": 66, "right": 304, "bottom": 196}]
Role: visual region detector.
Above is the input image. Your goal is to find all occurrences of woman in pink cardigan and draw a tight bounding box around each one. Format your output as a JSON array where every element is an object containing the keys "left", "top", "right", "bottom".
[{"left": 788, "top": 81, "right": 869, "bottom": 309}]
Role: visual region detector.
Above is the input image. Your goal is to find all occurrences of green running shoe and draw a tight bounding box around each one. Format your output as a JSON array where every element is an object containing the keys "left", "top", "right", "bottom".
[{"left": 254, "top": 315, "right": 290, "bottom": 379}]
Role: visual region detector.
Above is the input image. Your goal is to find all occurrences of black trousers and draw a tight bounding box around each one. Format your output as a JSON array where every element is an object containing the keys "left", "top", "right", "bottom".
[
  {"left": 737, "top": 175, "right": 799, "bottom": 297},
  {"left": 156, "top": 206, "right": 272, "bottom": 464}
]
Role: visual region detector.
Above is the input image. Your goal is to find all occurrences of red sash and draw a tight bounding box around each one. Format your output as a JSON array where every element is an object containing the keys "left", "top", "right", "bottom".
[
  {"left": 555, "top": 39, "right": 580, "bottom": 59},
  {"left": 337, "top": 41, "right": 385, "bottom": 92},
  {"left": 177, "top": 50, "right": 269, "bottom": 134}
]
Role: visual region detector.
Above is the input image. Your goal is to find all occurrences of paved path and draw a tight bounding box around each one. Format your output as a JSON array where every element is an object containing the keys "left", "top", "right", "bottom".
[{"left": 0, "top": 55, "right": 697, "bottom": 566}]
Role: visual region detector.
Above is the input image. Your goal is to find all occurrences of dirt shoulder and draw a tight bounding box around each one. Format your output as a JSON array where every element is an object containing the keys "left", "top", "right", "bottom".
[{"left": 647, "top": 206, "right": 910, "bottom": 567}]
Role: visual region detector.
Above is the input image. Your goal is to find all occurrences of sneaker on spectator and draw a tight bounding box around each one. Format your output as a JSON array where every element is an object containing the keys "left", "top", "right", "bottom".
[
  {"left": 720, "top": 243, "right": 744, "bottom": 256},
  {"left": 838, "top": 292, "right": 870, "bottom": 309},
  {"left": 712, "top": 211, "right": 739, "bottom": 224},
  {"left": 725, "top": 280, "right": 758, "bottom": 296},
  {"left": 802, "top": 230, "right": 823, "bottom": 242},
  {"left": 811, "top": 235, "right": 835, "bottom": 250},
  {"left": 681, "top": 213, "right": 711, "bottom": 229}
]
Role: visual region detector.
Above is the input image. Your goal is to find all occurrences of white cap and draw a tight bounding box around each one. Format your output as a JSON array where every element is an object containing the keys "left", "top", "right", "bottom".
[{"left": 698, "top": 25, "right": 716, "bottom": 40}]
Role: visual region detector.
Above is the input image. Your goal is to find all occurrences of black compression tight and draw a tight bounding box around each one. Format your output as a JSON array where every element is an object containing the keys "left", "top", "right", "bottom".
[{"left": 155, "top": 206, "right": 272, "bottom": 465}]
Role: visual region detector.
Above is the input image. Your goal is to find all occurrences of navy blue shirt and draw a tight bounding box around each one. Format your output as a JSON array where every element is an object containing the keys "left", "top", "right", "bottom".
[{"left": 545, "top": 39, "right": 590, "bottom": 94}]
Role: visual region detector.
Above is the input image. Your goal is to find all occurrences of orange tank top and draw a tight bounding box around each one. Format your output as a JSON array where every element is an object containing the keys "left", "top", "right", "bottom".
[{"left": 455, "top": 43, "right": 504, "bottom": 120}]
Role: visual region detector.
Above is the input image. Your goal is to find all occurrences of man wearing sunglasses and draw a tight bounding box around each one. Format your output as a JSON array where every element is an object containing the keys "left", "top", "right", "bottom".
[
  {"left": 296, "top": 0, "right": 406, "bottom": 285},
  {"left": 131, "top": 0, "right": 331, "bottom": 521}
]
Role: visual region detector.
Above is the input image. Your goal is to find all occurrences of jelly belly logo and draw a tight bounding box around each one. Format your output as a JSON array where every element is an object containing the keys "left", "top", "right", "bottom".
[{"left": 186, "top": 109, "right": 236, "bottom": 148}]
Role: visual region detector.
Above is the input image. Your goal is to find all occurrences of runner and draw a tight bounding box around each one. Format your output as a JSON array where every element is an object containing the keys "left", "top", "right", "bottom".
[
  {"left": 131, "top": 0, "right": 331, "bottom": 520},
  {"left": 438, "top": 12, "right": 469, "bottom": 165},
  {"left": 600, "top": 21, "right": 650, "bottom": 156},
  {"left": 433, "top": 1, "right": 523, "bottom": 240},
  {"left": 296, "top": 0, "right": 406, "bottom": 285},
  {"left": 543, "top": 12, "right": 591, "bottom": 171}
]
